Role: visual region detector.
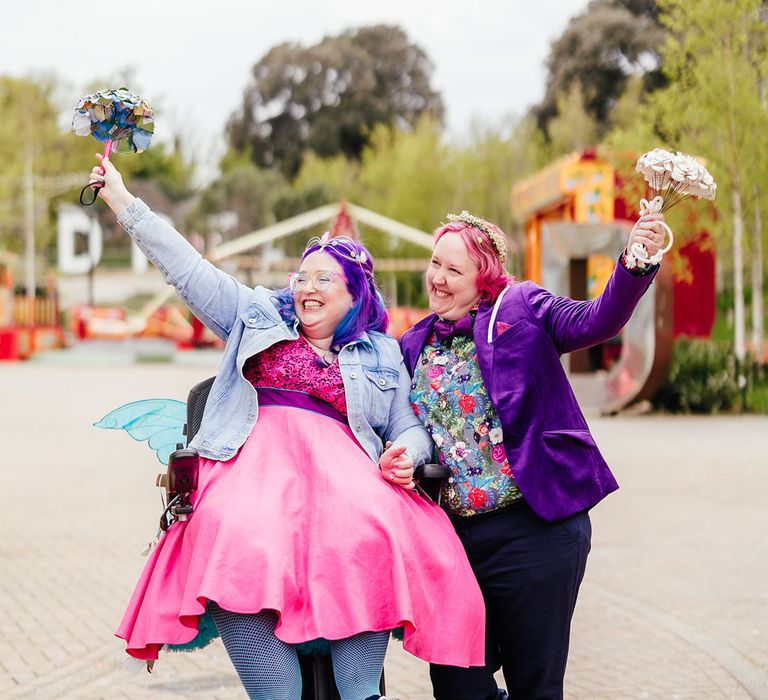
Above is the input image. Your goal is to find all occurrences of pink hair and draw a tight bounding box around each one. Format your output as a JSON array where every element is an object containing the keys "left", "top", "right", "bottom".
[{"left": 433, "top": 219, "right": 512, "bottom": 303}]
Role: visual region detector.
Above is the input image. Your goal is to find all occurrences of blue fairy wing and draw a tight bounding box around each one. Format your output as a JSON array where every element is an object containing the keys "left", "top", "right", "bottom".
[{"left": 94, "top": 398, "right": 187, "bottom": 465}]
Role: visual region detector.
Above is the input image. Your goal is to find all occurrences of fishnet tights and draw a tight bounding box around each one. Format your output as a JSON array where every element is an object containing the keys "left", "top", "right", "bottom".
[{"left": 210, "top": 604, "right": 388, "bottom": 700}]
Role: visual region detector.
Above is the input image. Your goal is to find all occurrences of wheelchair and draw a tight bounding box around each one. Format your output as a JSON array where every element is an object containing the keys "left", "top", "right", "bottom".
[{"left": 158, "top": 376, "right": 450, "bottom": 700}]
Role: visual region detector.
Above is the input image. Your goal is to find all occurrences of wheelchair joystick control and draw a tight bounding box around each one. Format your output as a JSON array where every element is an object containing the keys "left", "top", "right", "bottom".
[{"left": 158, "top": 444, "right": 200, "bottom": 530}]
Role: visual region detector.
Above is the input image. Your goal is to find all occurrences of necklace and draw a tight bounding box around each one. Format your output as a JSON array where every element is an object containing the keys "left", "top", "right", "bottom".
[{"left": 302, "top": 335, "right": 337, "bottom": 365}]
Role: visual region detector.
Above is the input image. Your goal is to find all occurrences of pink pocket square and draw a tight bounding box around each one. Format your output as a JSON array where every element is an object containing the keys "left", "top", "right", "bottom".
[{"left": 496, "top": 321, "right": 513, "bottom": 338}]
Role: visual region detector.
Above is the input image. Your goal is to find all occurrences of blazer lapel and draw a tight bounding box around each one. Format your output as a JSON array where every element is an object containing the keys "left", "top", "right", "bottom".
[{"left": 401, "top": 314, "right": 438, "bottom": 375}]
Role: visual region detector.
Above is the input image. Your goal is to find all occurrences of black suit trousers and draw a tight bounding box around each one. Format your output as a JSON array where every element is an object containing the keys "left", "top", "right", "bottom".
[{"left": 430, "top": 501, "right": 591, "bottom": 700}]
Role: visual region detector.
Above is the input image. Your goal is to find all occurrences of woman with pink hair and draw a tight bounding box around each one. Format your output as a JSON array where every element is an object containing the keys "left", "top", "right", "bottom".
[{"left": 399, "top": 210, "right": 667, "bottom": 699}]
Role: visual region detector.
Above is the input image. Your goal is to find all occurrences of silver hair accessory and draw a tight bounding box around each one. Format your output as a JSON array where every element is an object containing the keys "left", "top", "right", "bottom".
[
  {"left": 305, "top": 233, "right": 370, "bottom": 272},
  {"left": 446, "top": 211, "right": 507, "bottom": 263}
]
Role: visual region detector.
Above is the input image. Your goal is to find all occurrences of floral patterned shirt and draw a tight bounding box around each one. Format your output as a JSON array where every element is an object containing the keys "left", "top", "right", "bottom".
[{"left": 409, "top": 333, "right": 522, "bottom": 516}]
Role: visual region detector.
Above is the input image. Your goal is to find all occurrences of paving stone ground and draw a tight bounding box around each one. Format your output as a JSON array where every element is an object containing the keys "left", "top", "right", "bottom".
[{"left": 1, "top": 361, "right": 766, "bottom": 699}]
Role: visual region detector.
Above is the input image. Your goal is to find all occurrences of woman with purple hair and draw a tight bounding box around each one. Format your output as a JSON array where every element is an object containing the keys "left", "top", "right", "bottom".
[{"left": 89, "top": 157, "right": 485, "bottom": 700}]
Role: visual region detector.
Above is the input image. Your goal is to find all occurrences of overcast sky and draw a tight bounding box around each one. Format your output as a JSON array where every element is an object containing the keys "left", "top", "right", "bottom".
[{"left": 2, "top": 0, "right": 590, "bottom": 179}]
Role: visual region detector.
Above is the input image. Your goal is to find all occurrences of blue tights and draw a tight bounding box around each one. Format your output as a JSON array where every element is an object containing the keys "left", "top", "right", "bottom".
[{"left": 210, "top": 604, "right": 388, "bottom": 700}]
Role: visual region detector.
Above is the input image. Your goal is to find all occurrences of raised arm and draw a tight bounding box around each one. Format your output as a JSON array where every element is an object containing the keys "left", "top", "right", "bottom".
[
  {"left": 522, "top": 214, "right": 665, "bottom": 355},
  {"left": 522, "top": 262, "right": 657, "bottom": 355},
  {"left": 91, "top": 154, "right": 252, "bottom": 339}
]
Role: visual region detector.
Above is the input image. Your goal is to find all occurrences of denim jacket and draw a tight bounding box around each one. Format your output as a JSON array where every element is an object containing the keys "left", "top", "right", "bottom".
[{"left": 117, "top": 198, "right": 432, "bottom": 466}]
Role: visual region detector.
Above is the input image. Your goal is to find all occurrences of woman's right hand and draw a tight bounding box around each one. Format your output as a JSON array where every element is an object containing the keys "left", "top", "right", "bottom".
[
  {"left": 89, "top": 153, "right": 135, "bottom": 215},
  {"left": 379, "top": 442, "right": 417, "bottom": 490},
  {"left": 626, "top": 212, "right": 667, "bottom": 260}
]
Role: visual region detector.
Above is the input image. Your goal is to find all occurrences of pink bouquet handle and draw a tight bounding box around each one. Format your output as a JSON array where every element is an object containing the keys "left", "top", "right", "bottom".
[
  {"left": 99, "top": 139, "right": 113, "bottom": 174},
  {"left": 81, "top": 139, "right": 113, "bottom": 206}
]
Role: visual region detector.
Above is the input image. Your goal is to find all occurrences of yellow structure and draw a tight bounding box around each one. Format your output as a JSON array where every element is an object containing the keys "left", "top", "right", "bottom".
[{"left": 512, "top": 151, "right": 615, "bottom": 284}]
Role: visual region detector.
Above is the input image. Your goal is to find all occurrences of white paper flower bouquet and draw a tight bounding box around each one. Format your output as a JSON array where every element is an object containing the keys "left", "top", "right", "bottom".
[{"left": 627, "top": 149, "right": 717, "bottom": 269}]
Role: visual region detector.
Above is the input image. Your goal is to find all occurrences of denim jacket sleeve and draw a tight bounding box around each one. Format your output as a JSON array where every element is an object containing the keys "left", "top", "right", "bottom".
[
  {"left": 117, "top": 198, "right": 253, "bottom": 340},
  {"left": 383, "top": 358, "right": 434, "bottom": 466}
]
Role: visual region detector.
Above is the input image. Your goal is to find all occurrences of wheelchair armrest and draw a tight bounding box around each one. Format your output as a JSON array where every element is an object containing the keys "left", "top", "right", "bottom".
[
  {"left": 413, "top": 463, "right": 451, "bottom": 480},
  {"left": 413, "top": 463, "right": 449, "bottom": 505},
  {"left": 186, "top": 376, "right": 216, "bottom": 445}
]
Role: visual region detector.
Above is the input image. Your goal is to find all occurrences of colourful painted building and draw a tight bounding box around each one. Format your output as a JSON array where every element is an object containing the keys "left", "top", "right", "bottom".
[{"left": 511, "top": 150, "right": 716, "bottom": 412}]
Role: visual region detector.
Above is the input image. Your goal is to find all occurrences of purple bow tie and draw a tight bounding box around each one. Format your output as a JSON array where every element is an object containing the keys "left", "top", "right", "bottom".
[{"left": 433, "top": 313, "right": 474, "bottom": 343}]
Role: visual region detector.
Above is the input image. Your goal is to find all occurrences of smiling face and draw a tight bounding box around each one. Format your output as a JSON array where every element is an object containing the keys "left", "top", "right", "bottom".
[
  {"left": 426, "top": 232, "right": 481, "bottom": 320},
  {"left": 293, "top": 251, "right": 354, "bottom": 341}
]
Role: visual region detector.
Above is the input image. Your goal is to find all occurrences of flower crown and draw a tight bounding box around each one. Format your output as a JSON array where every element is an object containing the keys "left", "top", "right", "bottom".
[
  {"left": 305, "top": 232, "right": 372, "bottom": 277},
  {"left": 446, "top": 211, "right": 507, "bottom": 263}
]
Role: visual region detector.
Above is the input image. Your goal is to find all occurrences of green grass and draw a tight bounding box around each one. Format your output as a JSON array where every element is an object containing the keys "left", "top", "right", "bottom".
[{"left": 747, "top": 382, "right": 768, "bottom": 414}]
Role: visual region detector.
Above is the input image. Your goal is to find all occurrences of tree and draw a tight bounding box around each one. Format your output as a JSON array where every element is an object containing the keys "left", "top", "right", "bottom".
[
  {"left": 617, "top": 0, "right": 660, "bottom": 18},
  {"left": 290, "top": 151, "right": 361, "bottom": 205},
  {"left": 119, "top": 139, "right": 195, "bottom": 202},
  {"left": 749, "top": 1, "right": 768, "bottom": 360},
  {"left": 356, "top": 116, "right": 452, "bottom": 233},
  {"left": 654, "top": 0, "right": 768, "bottom": 361},
  {"left": 545, "top": 84, "right": 601, "bottom": 156},
  {"left": 227, "top": 25, "right": 443, "bottom": 178},
  {"left": 534, "top": 0, "right": 666, "bottom": 134},
  {"left": 600, "top": 89, "right": 716, "bottom": 292},
  {"left": 190, "top": 161, "right": 288, "bottom": 240},
  {"left": 0, "top": 75, "right": 94, "bottom": 255}
]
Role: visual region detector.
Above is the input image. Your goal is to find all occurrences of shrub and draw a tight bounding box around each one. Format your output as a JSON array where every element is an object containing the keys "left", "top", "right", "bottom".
[
  {"left": 652, "top": 339, "right": 759, "bottom": 414},
  {"left": 747, "top": 364, "right": 768, "bottom": 414}
]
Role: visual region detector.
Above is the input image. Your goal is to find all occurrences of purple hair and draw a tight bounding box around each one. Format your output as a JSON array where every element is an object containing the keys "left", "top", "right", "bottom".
[{"left": 274, "top": 235, "right": 389, "bottom": 349}]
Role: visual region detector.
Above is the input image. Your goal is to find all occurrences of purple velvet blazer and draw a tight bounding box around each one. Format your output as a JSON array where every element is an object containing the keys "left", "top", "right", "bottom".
[{"left": 399, "top": 263, "right": 658, "bottom": 522}]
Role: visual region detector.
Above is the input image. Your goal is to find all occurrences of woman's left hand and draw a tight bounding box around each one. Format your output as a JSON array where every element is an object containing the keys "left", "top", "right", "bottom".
[
  {"left": 626, "top": 212, "right": 667, "bottom": 259},
  {"left": 379, "top": 442, "right": 416, "bottom": 490}
]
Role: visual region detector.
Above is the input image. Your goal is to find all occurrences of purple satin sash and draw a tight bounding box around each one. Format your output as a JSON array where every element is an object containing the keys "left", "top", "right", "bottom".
[{"left": 254, "top": 387, "right": 348, "bottom": 426}]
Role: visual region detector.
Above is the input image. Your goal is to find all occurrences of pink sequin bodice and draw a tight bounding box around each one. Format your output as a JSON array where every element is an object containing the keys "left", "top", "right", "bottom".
[{"left": 243, "top": 337, "right": 347, "bottom": 416}]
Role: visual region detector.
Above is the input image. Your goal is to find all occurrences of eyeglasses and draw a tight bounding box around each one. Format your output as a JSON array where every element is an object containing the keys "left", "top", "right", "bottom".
[{"left": 289, "top": 270, "right": 342, "bottom": 292}]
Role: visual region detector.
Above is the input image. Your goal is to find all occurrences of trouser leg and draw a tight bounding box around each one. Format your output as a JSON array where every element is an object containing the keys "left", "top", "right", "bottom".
[
  {"left": 429, "top": 628, "right": 500, "bottom": 700},
  {"left": 488, "top": 508, "right": 591, "bottom": 700},
  {"left": 430, "top": 505, "right": 591, "bottom": 700}
]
